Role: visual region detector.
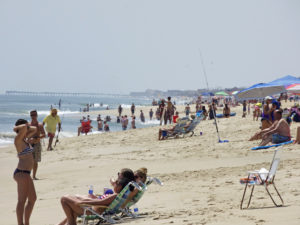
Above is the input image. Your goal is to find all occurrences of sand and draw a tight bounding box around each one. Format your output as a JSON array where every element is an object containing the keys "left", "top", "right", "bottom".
[{"left": 1, "top": 102, "right": 300, "bottom": 225}]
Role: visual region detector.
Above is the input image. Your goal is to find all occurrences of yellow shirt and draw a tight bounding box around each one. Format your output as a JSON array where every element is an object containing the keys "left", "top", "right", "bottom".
[{"left": 43, "top": 115, "right": 61, "bottom": 133}]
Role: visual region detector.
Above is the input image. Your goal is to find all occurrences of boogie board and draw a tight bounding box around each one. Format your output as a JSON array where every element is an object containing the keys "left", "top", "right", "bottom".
[
  {"left": 215, "top": 112, "right": 236, "bottom": 118},
  {"left": 251, "top": 140, "right": 293, "bottom": 150}
]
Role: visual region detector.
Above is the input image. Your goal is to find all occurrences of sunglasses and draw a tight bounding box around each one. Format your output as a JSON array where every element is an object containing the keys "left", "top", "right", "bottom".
[{"left": 30, "top": 114, "right": 37, "bottom": 117}]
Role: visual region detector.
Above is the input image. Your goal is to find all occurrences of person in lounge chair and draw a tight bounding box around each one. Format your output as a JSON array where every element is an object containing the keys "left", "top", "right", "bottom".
[
  {"left": 249, "top": 110, "right": 291, "bottom": 146},
  {"left": 158, "top": 115, "right": 195, "bottom": 140},
  {"left": 57, "top": 168, "right": 134, "bottom": 225}
]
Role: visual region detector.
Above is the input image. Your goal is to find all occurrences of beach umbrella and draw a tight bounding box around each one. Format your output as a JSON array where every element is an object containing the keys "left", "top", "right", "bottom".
[
  {"left": 231, "top": 91, "right": 239, "bottom": 95},
  {"left": 286, "top": 84, "right": 300, "bottom": 93},
  {"left": 215, "top": 91, "right": 229, "bottom": 96},
  {"left": 268, "top": 75, "right": 300, "bottom": 87},
  {"left": 236, "top": 83, "right": 285, "bottom": 100},
  {"left": 201, "top": 92, "right": 214, "bottom": 96}
]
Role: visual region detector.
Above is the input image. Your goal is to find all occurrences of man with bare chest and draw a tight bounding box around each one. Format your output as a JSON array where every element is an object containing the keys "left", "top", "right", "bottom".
[{"left": 29, "top": 110, "right": 46, "bottom": 180}]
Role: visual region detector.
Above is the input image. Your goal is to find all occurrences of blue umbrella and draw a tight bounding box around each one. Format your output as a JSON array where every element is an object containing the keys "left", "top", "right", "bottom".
[
  {"left": 236, "top": 83, "right": 285, "bottom": 100},
  {"left": 201, "top": 92, "right": 214, "bottom": 96},
  {"left": 268, "top": 75, "right": 300, "bottom": 87}
]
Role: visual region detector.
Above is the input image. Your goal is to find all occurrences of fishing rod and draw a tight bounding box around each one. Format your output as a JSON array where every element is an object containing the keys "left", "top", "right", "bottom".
[
  {"left": 198, "top": 49, "right": 228, "bottom": 143},
  {"left": 54, "top": 112, "right": 64, "bottom": 148}
]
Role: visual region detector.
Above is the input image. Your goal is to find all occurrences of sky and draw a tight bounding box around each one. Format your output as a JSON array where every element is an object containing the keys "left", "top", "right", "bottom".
[{"left": 0, "top": 0, "right": 299, "bottom": 94}]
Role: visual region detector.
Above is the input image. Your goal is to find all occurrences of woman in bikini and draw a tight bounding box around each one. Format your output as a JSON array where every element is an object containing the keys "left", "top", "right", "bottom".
[{"left": 13, "top": 119, "right": 37, "bottom": 225}]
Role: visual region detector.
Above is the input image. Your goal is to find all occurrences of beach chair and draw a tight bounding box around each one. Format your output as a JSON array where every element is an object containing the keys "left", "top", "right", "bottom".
[
  {"left": 240, "top": 149, "right": 284, "bottom": 209},
  {"left": 121, "top": 177, "right": 163, "bottom": 218},
  {"left": 79, "top": 181, "right": 142, "bottom": 224},
  {"left": 163, "top": 118, "right": 190, "bottom": 139},
  {"left": 176, "top": 111, "right": 204, "bottom": 138}
]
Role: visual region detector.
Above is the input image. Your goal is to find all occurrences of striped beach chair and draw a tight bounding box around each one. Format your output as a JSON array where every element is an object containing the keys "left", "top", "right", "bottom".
[
  {"left": 121, "top": 177, "right": 163, "bottom": 218},
  {"left": 79, "top": 181, "right": 141, "bottom": 224}
]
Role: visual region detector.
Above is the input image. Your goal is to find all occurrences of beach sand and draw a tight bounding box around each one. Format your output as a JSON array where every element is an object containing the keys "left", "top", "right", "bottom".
[{"left": 1, "top": 102, "right": 300, "bottom": 225}]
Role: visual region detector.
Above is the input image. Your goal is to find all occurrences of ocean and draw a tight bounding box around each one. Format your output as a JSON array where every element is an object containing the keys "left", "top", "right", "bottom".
[{"left": 0, "top": 94, "right": 159, "bottom": 147}]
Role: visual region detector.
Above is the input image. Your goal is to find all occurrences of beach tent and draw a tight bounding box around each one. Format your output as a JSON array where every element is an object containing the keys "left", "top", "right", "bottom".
[
  {"left": 201, "top": 92, "right": 214, "bottom": 96},
  {"left": 267, "top": 75, "right": 300, "bottom": 87},
  {"left": 286, "top": 84, "right": 300, "bottom": 93},
  {"left": 215, "top": 91, "right": 229, "bottom": 96},
  {"left": 236, "top": 83, "right": 285, "bottom": 100}
]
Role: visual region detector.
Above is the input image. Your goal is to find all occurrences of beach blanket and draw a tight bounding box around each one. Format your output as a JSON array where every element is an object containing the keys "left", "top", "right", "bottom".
[
  {"left": 215, "top": 112, "right": 236, "bottom": 118},
  {"left": 251, "top": 140, "right": 293, "bottom": 150}
]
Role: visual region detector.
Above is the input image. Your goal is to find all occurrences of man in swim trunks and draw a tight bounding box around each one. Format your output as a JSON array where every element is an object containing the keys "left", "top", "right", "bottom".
[
  {"left": 29, "top": 110, "right": 46, "bottom": 180},
  {"left": 250, "top": 110, "right": 291, "bottom": 146},
  {"left": 43, "top": 108, "right": 61, "bottom": 151}
]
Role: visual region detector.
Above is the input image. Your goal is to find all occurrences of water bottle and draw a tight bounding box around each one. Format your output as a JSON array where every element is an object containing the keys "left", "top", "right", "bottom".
[
  {"left": 88, "top": 185, "right": 94, "bottom": 195},
  {"left": 133, "top": 204, "right": 139, "bottom": 216}
]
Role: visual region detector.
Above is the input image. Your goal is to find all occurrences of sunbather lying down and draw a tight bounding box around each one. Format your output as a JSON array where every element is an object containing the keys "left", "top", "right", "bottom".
[
  {"left": 57, "top": 168, "right": 135, "bottom": 225},
  {"left": 158, "top": 115, "right": 195, "bottom": 140}
]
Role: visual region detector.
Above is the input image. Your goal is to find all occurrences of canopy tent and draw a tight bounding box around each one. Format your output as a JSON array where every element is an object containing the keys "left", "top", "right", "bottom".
[
  {"left": 268, "top": 75, "right": 300, "bottom": 87},
  {"left": 286, "top": 84, "right": 300, "bottom": 94},
  {"left": 236, "top": 83, "right": 285, "bottom": 100},
  {"left": 214, "top": 91, "right": 229, "bottom": 96}
]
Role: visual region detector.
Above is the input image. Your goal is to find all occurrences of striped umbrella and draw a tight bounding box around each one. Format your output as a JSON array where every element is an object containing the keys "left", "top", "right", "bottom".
[{"left": 286, "top": 84, "right": 300, "bottom": 93}]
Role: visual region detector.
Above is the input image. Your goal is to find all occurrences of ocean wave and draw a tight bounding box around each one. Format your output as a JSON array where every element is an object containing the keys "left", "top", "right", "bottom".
[
  {"left": 0, "top": 132, "right": 15, "bottom": 147},
  {"left": 35, "top": 110, "right": 80, "bottom": 116},
  {"left": 136, "top": 119, "right": 160, "bottom": 125},
  {"left": 0, "top": 132, "right": 16, "bottom": 139}
]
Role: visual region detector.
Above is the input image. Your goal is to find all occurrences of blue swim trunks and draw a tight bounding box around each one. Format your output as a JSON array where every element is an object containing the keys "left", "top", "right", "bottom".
[{"left": 272, "top": 134, "right": 290, "bottom": 144}]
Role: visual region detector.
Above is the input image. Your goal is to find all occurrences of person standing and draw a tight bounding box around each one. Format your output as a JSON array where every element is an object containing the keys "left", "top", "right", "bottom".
[
  {"left": 131, "top": 116, "right": 136, "bottom": 129},
  {"left": 185, "top": 104, "right": 191, "bottom": 116},
  {"left": 13, "top": 119, "right": 37, "bottom": 225},
  {"left": 29, "top": 110, "right": 46, "bottom": 180},
  {"left": 149, "top": 109, "right": 153, "bottom": 120},
  {"left": 166, "top": 96, "right": 176, "bottom": 124},
  {"left": 131, "top": 103, "right": 135, "bottom": 116},
  {"left": 242, "top": 100, "right": 247, "bottom": 118},
  {"left": 118, "top": 105, "right": 123, "bottom": 116},
  {"left": 140, "top": 110, "right": 145, "bottom": 123},
  {"left": 43, "top": 108, "right": 61, "bottom": 151}
]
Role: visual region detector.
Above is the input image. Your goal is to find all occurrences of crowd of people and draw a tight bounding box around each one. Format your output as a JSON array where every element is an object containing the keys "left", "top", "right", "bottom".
[{"left": 11, "top": 93, "right": 300, "bottom": 225}]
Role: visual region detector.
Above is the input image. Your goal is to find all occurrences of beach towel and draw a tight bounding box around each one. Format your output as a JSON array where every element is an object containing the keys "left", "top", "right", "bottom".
[
  {"left": 215, "top": 112, "right": 236, "bottom": 118},
  {"left": 251, "top": 140, "right": 293, "bottom": 150}
]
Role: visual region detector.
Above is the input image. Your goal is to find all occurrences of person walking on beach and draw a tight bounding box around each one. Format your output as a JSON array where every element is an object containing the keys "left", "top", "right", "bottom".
[
  {"left": 29, "top": 110, "right": 46, "bottom": 180},
  {"left": 13, "top": 119, "right": 37, "bottom": 225},
  {"left": 43, "top": 108, "right": 61, "bottom": 151},
  {"left": 131, "top": 103, "right": 135, "bottom": 116}
]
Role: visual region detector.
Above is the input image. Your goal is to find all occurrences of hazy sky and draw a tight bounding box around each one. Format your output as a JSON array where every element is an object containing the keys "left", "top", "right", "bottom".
[{"left": 0, "top": 0, "right": 299, "bottom": 94}]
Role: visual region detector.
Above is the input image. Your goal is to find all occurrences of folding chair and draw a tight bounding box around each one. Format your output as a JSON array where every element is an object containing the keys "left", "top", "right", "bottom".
[
  {"left": 79, "top": 181, "right": 141, "bottom": 224},
  {"left": 240, "top": 149, "right": 284, "bottom": 209},
  {"left": 121, "top": 177, "right": 163, "bottom": 218}
]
